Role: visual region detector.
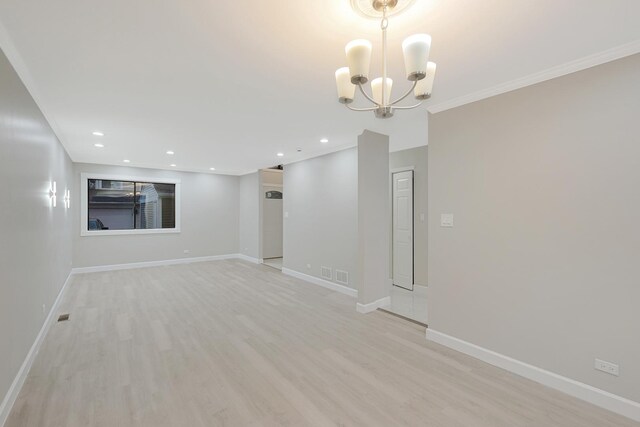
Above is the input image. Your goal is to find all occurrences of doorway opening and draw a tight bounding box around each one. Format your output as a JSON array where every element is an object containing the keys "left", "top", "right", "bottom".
[
  {"left": 261, "top": 167, "right": 283, "bottom": 270},
  {"left": 385, "top": 164, "right": 428, "bottom": 325}
]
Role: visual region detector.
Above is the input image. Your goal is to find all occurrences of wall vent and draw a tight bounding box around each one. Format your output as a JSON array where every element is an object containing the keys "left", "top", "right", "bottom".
[
  {"left": 57, "top": 314, "right": 70, "bottom": 322},
  {"left": 335, "top": 270, "right": 349, "bottom": 285},
  {"left": 321, "top": 266, "right": 332, "bottom": 280}
]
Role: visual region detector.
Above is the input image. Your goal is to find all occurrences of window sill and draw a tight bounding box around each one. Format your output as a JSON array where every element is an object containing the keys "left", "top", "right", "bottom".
[{"left": 80, "top": 228, "right": 181, "bottom": 237}]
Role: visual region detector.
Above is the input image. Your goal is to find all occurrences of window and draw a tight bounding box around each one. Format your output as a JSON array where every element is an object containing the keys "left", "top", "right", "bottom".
[
  {"left": 81, "top": 174, "right": 180, "bottom": 236},
  {"left": 265, "top": 190, "right": 282, "bottom": 199}
]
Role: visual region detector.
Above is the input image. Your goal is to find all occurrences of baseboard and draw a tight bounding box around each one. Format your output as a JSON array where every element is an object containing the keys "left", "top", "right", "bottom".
[
  {"left": 413, "top": 284, "right": 428, "bottom": 296},
  {"left": 281, "top": 268, "right": 358, "bottom": 298},
  {"left": 425, "top": 329, "right": 640, "bottom": 422},
  {"left": 427, "top": 40, "right": 640, "bottom": 114},
  {"left": 356, "top": 296, "right": 391, "bottom": 314},
  {"left": 0, "top": 271, "right": 73, "bottom": 427},
  {"left": 71, "top": 254, "right": 239, "bottom": 274},
  {"left": 236, "top": 254, "right": 263, "bottom": 264}
]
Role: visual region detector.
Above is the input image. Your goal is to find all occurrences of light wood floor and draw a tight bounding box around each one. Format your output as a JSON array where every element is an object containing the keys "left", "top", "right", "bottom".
[{"left": 6, "top": 260, "right": 638, "bottom": 427}]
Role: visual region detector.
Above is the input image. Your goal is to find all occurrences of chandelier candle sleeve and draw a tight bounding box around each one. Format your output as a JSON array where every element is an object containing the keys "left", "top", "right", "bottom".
[
  {"left": 371, "top": 77, "right": 393, "bottom": 105},
  {"left": 402, "top": 34, "right": 431, "bottom": 80},
  {"left": 345, "top": 39, "right": 373, "bottom": 83},
  {"left": 414, "top": 61, "right": 436, "bottom": 99},
  {"left": 335, "top": 67, "right": 356, "bottom": 103}
]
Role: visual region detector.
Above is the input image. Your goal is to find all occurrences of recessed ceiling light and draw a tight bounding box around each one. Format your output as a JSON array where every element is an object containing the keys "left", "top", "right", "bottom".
[
  {"left": 123, "top": 159, "right": 130, "bottom": 163},
  {"left": 320, "top": 138, "right": 329, "bottom": 143},
  {"left": 277, "top": 152, "right": 284, "bottom": 157},
  {"left": 209, "top": 167, "right": 216, "bottom": 171},
  {"left": 166, "top": 150, "right": 174, "bottom": 155},
  {"left": 170, "top": 164, "right": 177, "bottom": 167},
  {"left": 92, "top": 131, "right": 104, "bottom": 136},
  {"left": 94, "top": 143, "right": 104, "bottom": 148}
]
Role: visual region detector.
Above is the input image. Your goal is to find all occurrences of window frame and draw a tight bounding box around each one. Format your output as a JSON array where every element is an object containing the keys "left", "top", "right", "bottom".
[{"left": 80, "top": 173, "right": 181, "bottom": 236}]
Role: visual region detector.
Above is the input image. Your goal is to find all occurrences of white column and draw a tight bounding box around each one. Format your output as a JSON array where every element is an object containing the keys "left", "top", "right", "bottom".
[{"left": 357, "top": 130, "right": 391, "bottom": 313}]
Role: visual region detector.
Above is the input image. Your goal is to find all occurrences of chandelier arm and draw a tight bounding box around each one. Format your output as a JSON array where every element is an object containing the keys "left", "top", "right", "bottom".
[
  {"left": 345, "top": 104, "right": 379, "bottom": 112},
  {"left": 358, "top": 82, "right": 380, "bottom": 106},
  {"left": 391, "top": 101, "right": 424, "bottom": 110},
  {"left": 390, "top": 80, "right": 418, "bottom": 106}
]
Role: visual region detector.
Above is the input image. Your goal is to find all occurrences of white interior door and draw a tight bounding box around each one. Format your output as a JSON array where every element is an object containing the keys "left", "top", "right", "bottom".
[
  {"left": 262, "top": 185, "right": 283, "bottom": 259},
  {"left": 393, "top": 170, "right": 414, "bottom": 290}
]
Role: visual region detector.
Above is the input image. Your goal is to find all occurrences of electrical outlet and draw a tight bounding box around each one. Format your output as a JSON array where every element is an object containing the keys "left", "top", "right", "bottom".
[
  {"left": 42, "top": 304, "right": 46, "bottom": 314},
  {"left": 307, "top": 263, "right": 311, "bottom": 269},
  {"left": 594, "top": 359, "right": 619, "bottom": 376},
  {"left": 183, "top": 249, "right": 190, "bottom": 254}
]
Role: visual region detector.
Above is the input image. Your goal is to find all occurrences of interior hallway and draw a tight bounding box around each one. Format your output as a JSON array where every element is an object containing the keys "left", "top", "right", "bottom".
[
  {"left": 263, "top": 257, "right": 283, "bottom": 271},
  {"left": 6, "top": 260, "right": 636, "bottom": 427}
]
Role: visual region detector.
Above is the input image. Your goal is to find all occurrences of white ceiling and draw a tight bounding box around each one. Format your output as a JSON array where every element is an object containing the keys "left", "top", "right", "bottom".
[{"left": 0, "top": 0, "right": 639, "bottom": 175}]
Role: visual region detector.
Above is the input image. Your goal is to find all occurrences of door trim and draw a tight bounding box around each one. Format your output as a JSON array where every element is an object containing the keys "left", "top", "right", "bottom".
[
  {"left": 391, "top": 169, "right": 415, "bottom": 290},
  {"left": 390, "top": 166, "right": 415, "bottom": 173}
]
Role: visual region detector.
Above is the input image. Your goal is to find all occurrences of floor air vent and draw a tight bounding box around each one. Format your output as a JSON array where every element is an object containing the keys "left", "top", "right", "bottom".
[
  {"left": 321, "top": 266, "right": 332, "bottom": 280},
  {"left": 57, "top": 314, "right": 70, "bottom": 322},
  {"left": 336, "top": 270, "right": 349, "bottom": 285}
]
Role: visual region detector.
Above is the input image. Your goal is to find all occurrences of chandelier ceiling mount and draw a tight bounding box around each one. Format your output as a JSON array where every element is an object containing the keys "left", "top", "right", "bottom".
[{"left": 350, "top": 0, "right": 416, "bottom": 19}]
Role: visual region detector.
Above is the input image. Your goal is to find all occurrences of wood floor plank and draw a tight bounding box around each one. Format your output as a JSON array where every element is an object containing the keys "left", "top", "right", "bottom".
[{"left": 5, "top": 259, "right": 638, "bottom": 427}]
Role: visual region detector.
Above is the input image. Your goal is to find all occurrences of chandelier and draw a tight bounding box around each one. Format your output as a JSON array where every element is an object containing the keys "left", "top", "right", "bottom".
[{"left": 334, "top": 0, "right": 436, "bottom": 119}]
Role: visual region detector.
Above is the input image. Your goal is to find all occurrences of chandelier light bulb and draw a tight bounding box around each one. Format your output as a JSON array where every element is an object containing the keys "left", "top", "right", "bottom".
[
  {"left": 402, "top": 34, "right": 431, "bottom": 80},
  {"left": 371, "top": 77, "right": 393, "bottom": 105},
  {"left": 415, "top": 62, "right": 437, "bottom": 99},
  {"left": 335, "top": 67, "right": 356, "bottom": 103},
  {"left": 345, "top": 39, "right": 372, "bottom": 84}
]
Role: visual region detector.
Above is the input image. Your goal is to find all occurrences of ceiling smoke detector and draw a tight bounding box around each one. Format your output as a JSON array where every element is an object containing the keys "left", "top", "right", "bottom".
[{"left": 350, "top": 0, "right": 416, "bottom": 18}]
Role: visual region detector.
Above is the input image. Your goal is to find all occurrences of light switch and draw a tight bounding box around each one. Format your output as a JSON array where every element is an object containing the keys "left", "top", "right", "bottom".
[
  {"left": 420, "top": 213, "right": 425, "bottom": 222},
  {"left": 284, "top": 211, "right": 289, "bottom": 218},
  {"left": 440, "top": 214, "right": 454, "bottom": 227}
]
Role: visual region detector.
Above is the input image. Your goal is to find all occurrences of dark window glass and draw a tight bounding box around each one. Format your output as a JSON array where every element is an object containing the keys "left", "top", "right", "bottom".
[
  {"left": 135, "top": 182, "right": 176, "bottom": 229},
  {"left": 265, "top": 190, "right": 282, "bottom": 199},
  {"left": 88, "top": 179, "right": 176, "bottom": 231}
]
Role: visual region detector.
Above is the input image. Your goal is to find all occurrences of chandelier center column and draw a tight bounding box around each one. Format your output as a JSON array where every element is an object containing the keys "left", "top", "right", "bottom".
[{"left": 381, "top": 4, "right": 388, "bottom": 106}]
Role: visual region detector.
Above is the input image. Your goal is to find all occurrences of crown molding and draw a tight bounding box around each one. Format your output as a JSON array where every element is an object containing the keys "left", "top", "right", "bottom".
[{"left": 427, "top": 40, "right": 640, "bottom": 114}]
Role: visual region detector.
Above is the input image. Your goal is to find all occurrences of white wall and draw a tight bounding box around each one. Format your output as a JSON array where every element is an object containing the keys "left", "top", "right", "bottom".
[
  {"left": 261, "top": 169, "right": 283, "bottom": 186},
  {"left": 283, "top": 148, "right": 358, "bottom": 289},
  {"left": 390, "top": 145, "right": 428, "bottom": 286},
  {"left": 73, "top": 163, "right": 240, "bottom": 268},
  {"left": 428, "top": 54, "right": 640, "bottom": 403},
  {"left": 0, "top": 48, "right": 74, "bottom": 419},
  {"left": 238, "top": 172, "right": 260, "bottom": 260}
]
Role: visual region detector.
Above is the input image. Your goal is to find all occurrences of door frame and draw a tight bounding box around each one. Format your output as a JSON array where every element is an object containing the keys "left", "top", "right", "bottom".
[
  {"left": 261, "top": 182, "right": 284, "bottom": 261},
  {"left": 390, "top": 167, "right": 415, "bottom": 290}
]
